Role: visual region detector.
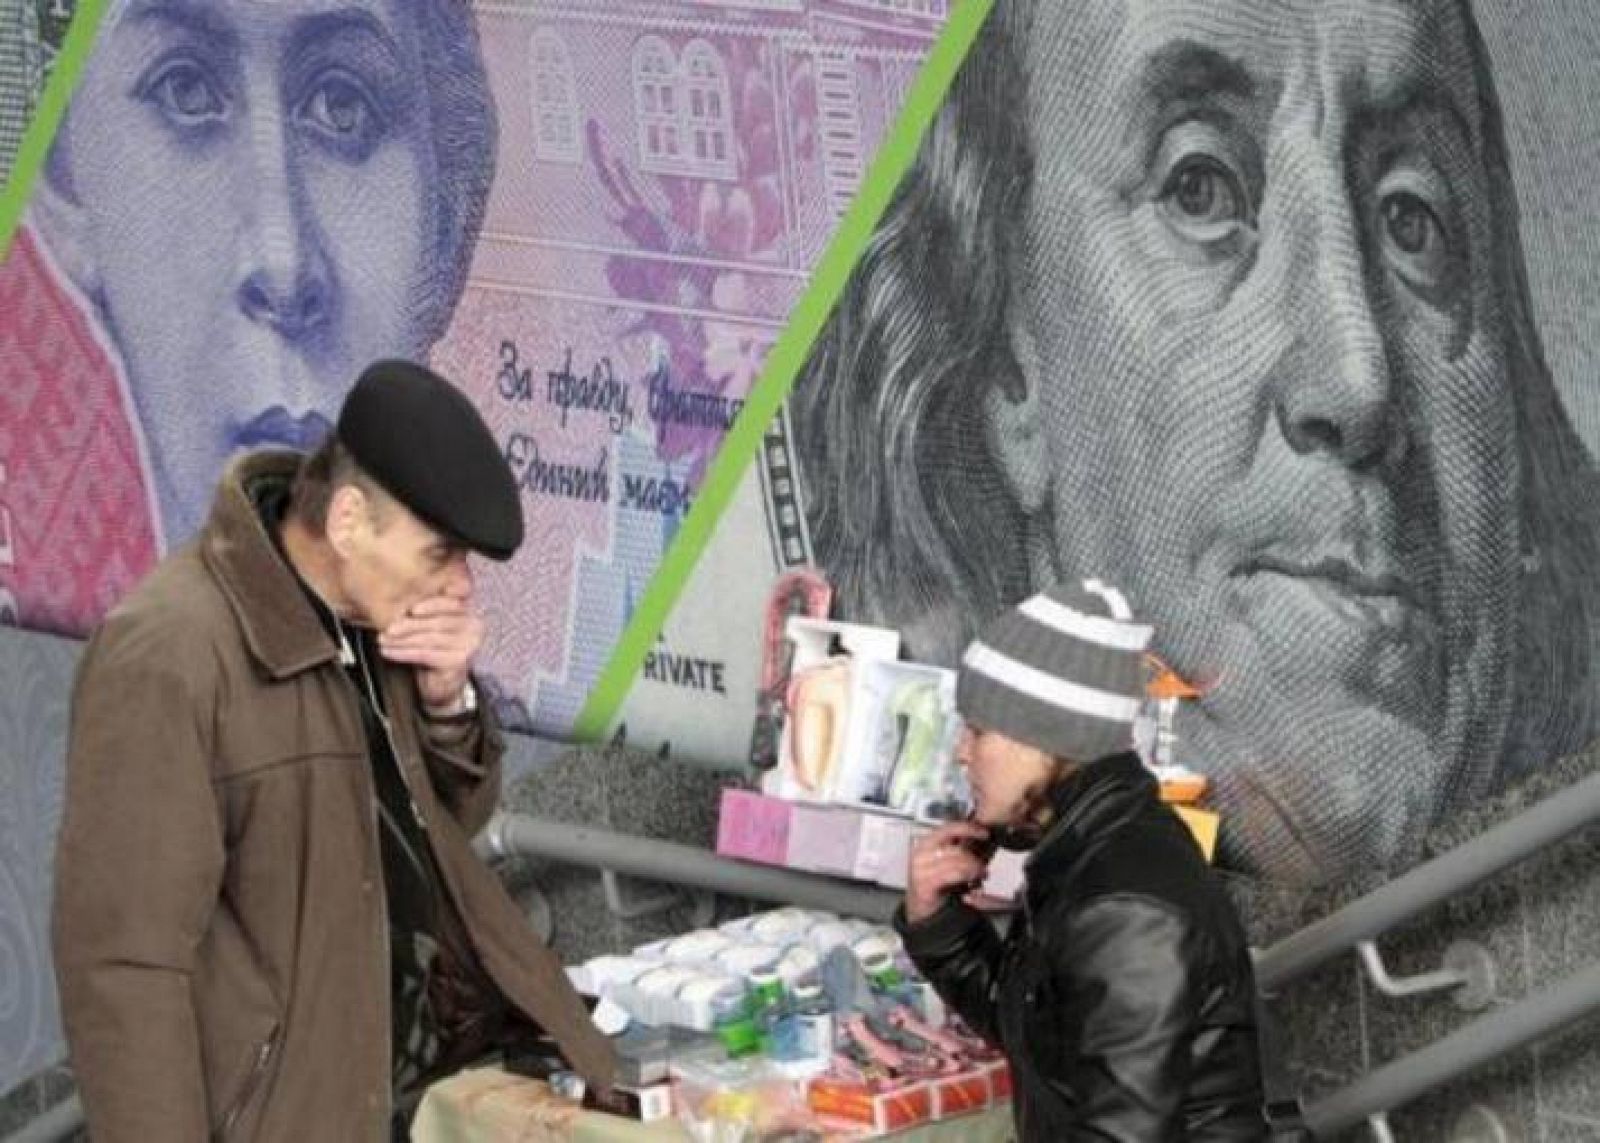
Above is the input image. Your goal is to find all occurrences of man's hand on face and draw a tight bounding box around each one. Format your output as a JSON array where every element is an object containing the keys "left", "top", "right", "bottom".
[{"left": 379, "top": 582, "right": 485, "bottom": 716}]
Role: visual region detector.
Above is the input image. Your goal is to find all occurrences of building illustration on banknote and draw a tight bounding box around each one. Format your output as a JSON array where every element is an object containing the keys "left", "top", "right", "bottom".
[
  {"left": 0, "top": 0, "right": 947, "bottom": 746},
  {"left": 429, "top": 1, "right": 947, "bottom": 737}
]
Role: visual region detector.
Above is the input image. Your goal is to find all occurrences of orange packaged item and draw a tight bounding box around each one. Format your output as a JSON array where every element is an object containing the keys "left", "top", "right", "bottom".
[
  {"left": 982, "top": 1059, "right": 1013, "bottom": 1102},
  {"left": 928, "top": 1069, "right": 991, "bottom": 1119},
  {"left": 807, "top": 1076, "right": 932, "bottom": 1134}
]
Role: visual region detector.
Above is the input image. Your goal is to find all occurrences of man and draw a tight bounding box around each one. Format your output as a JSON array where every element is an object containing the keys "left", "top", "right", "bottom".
[
  {"left": 53, "top": 360, "right": 615, "bottom": 1142},
  {"left": 897, "top": 580, "right": 1264, "bottom": 1140},
  {"left": 791, "top": 0, "right": 1600, "bottom": 883},
  {"left": 26, "top": 0, "right": 495, "bottom": 546}
]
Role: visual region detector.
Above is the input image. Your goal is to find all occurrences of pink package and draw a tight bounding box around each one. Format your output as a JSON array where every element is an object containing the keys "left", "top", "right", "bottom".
[
  {"left": 716, "top": 788, "right": 793, "bottom": 866},
  {"left": 785, "top": 803, "right": 866, "bottom": 877},
  {"left": 854, "top": 814, "right": 921, "bottom": 889}
]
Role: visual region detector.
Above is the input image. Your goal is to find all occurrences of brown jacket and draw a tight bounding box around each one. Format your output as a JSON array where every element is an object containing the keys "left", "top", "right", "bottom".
[{"left": 53, "top": 451, "right": 614, "bottom": 1142}]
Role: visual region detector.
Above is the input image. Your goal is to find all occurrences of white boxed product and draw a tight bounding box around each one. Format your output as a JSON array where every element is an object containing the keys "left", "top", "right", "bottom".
[
  {"left": 771, "top": 942, "right": 822, "bottom": 990},
  {"left": 804, "top": 917, "right": 876, "bottom": 956},
  {"left": 633, "top": 928, "right": 735, "bottom": 965},
  {"left": 833, "top": 659, "right": 959, "bottom": 818},
  {"left": 567, "top": 955, "right": 654, "bottom": 996},
  {"left": 762, "top": 618, "right": 900, "bottom": 802},
  {"left": 712, "top": 942, "right": 785, "bottom": 978},
  {"left": 609, "top": 965, "right": 746, "bottom": 1032},
  {"left": 719, "top": 906, "right": 832, "bottom": 943}
]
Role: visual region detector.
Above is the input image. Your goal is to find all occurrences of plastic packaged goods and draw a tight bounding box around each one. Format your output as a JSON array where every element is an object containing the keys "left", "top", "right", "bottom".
[
  {"left": 713, "top": 943, "right": 784, "bottom": 978},
  {"left": 565, "top": 954, "right": 653, "bottom": 996},
  {"left": 671, "top": 1057, "right": 821, "bottom": 1143},
  {"left": 617, "top": 966, "right": 748, "bottom": 1032}
]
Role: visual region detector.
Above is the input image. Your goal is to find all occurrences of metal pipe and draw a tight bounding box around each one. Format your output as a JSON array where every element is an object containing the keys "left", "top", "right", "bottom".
[
  {"left": 1256, "top": 768, "right": 1600, "bottom": 991},
  {"left": 1, "top": 1095, "right": 82, "bottom": 1143},
  {"left": 480, "top": 811, "right": 902, "bottom": 923},
  {"left": 1302, "top": 960, "right": 1600, "bottom": 1136}
]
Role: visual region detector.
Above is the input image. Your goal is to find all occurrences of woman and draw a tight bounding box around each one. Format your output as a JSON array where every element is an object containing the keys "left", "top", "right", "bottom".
[{"left": 897, "top": 579, "right": 1266, "bottom": 1140}]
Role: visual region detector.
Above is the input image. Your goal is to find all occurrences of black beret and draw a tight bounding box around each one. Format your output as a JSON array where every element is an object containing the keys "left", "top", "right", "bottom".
[{"left": 337, "top": 359, "right": 524, "bottom": 561}]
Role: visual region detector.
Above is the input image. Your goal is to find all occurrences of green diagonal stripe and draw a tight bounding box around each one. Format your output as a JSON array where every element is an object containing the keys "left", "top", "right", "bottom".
[
  {"left": 572, "top": 0, "right": 995, "bottom": 742},
  {"left": 0, "top": 0, "right": 107, "bottom": 259}
]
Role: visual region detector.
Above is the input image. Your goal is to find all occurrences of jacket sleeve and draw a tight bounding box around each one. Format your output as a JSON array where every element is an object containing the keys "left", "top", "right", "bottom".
[
  {"left": 417, "top": 675, "right": 505, "bottom": 837},
  {"left": 893, "top": 899, "right": 1005, "bottom": 1045},
  {"left": 52, "top": 635, "right": 224, "bottom": 1143},
  {"left": 1048, "top": 894, "right": 1201, "bottom": 1142}
]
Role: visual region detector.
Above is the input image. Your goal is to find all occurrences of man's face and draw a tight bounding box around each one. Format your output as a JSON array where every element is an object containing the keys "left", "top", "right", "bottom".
[
  {"left": 54, "top": 0, "right": 439, "bottom": 542},
  {"left": 1002, "top": 0, "right": 1519, "bottom": 879},
  {"left": 337, "top": 490, "right": 469, "bottom": 632}
]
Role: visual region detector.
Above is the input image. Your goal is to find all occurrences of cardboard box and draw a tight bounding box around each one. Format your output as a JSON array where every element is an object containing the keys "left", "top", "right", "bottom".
[
  {"left": 582, "top": 1081, "right": 674, "bottom": 1122},
  {"left": 807, "top": 1077, "right": 932, "bottom": 1134},
  {"left": 784, "top": 802, "right": 866, "bottom": 877},
  {"left": 852, "top": 812, "right": 923, "bottom": 890},
  {"left": 833, "top": 660, "right": 959, "bottom": 818},
  {"left": 613, "top": 1024, "right": 671, "bottom": 1086},
  {"left": 715, "top": 788, "right": 792, "bottom": 866},
  {"left": 762, "top": 618, "right": 900, "bottom": 803}
]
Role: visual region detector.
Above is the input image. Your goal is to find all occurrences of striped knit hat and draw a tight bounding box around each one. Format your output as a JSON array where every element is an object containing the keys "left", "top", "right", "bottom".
[{"left": 957, "top": 579, "right": 1154, "bottom": 763}]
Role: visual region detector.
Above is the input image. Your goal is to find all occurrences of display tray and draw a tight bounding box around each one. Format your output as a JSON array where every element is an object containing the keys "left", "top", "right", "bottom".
[{"left": 410, "top": 1065, "right": 1015, "bottom": 1143}]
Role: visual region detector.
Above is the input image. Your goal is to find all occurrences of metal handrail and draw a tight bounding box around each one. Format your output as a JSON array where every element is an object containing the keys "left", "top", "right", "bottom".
[
  {"left": 479, "top": 810, "right": 903, "bottom": 922},
  {"left": 0, "top": 1094, "right": 80, "bottom": 1143},
  {"left": 1301, "top": 959, "right": 1600, "bottom": 1136},
  {"left": 1255, "top": 766, "right": 1600, "bottom": 993}
]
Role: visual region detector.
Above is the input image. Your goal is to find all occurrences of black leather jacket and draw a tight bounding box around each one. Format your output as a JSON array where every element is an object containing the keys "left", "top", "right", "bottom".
[{"left": 896, "top": 753, "right": 1266, "bottom": 1141}]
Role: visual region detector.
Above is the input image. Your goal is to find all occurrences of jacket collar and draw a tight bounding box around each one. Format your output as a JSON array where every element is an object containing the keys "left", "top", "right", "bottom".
[
  {"left": 1023, "top": 751, "right": 1158, "bottom": 884},
  {"left": 199, "top": 450, "right": 342, "bottom": 680}
]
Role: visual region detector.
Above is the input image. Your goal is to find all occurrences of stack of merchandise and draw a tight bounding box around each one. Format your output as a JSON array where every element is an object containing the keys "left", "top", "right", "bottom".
[
  {"left": 564, "top": 906, "right": 1012, "bottom": 1138},
  {"left": 720, "top": 618, "right": 1221, "bottom": 894}
]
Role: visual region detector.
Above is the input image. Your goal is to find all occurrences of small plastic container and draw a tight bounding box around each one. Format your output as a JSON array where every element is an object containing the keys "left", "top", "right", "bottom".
[
  {"left": 775, "top": 942, "right": 821, "bottom": 991},
  {"left": 768, "top": 982, "right": 835, "bottom": 1069},
  {"left": 713, "top": 943, "right": 783, "bottom": 978}
]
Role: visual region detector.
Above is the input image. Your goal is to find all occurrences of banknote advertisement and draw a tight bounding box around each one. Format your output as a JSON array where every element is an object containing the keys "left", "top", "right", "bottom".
[
  {"left": 9, "top": 0, "right": 1600, "bottom": 886},
  {"left": 631, "top": 0, "right": 1600, "bottom": 885},
  {"left": 0, "top": 0, "right": 948, "bottom": 729}
]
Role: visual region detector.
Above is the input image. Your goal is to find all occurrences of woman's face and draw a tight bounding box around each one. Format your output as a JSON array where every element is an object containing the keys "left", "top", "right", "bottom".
[
  {"left": 49, "top": 0, "right": 442, "bottom": 541},
  {"left": 957, "top": 724, "right": 1057, "bottom": 829}
]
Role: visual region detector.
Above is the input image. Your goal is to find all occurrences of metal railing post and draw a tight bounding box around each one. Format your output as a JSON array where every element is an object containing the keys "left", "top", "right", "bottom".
[{"left": 1256, "top": 769, "right": 1600, "bottom": 992}]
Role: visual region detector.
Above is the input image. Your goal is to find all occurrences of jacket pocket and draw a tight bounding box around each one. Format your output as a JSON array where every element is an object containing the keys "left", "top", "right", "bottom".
[
  {"left": 213, "top": 1024, "right": 280, "bottom": 1141},
  {"left": 195, "top": 908, "right": 286, "bottom": 1140}
]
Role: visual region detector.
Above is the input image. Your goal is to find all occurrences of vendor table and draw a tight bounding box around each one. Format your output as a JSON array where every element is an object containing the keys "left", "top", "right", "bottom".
[{"left": 411, "top": 1066, "right": 1015, "bottom": 1143}]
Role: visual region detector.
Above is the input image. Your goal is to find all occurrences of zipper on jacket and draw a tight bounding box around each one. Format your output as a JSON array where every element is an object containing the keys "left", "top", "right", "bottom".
[
  {"left": 332, "top": 656, "right": 396, "bottom": 1126},
  {"left": 215, "top": 1026, "right": 279, "bottom": 1140}
]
